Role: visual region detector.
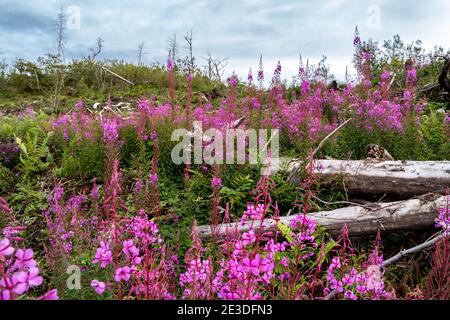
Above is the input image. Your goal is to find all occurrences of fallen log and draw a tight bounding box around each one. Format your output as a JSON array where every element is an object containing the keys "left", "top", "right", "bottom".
[
  {"left": 286, "top": 159, "right": 450, "bottom": 197},
  {"left": 197, "top": 195, "right": 447, "bottom": 240}
]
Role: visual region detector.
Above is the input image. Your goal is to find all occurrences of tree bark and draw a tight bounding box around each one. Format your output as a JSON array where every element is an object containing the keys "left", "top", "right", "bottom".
[
  {"left": 438, "top": 57, "right": 450, "bottom": 94},
  {"left": 197, "top": 195, "right": 447, "bottom": 240},
  {"left": 286, "top": 159, "right": 450, "bottom": 197}
]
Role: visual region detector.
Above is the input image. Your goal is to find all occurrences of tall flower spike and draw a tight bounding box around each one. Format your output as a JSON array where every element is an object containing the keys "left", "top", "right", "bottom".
[
  {"left": 353, "top": 25, "right": 361, "bottom": 47},
  {"left": 257, "top": 54, "right": 264, "bottom": 88},
  {"left": 167, "top": 50, "right": 174, "bottom": 72},
  {"left": 298, "top": 54, "right": 305, "bottom": 81},
  {"left": 101, "top": 117, "right": 119, "bottom": 144},
  {"left": 247, "top": 67, "right": 253, "bottom": 86},
  {"left": 274, "top": 61, "right": 281, "bottom": 84},
  {"left": 228, "top": 72, "right": 237, "bottom": 86}
]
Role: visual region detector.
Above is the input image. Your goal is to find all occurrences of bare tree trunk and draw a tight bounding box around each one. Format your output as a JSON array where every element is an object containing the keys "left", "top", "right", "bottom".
[
  {"left": 197, "top": 195, "right": 447, "bottom": 240},
  {"left": 52, "top": 6, "right": 67, "bottom": 110}
]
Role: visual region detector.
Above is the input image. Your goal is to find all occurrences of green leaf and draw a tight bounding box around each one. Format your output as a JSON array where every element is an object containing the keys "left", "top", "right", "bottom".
[{"left": 277, "top": 221, "right": 295, "bottom": 243}]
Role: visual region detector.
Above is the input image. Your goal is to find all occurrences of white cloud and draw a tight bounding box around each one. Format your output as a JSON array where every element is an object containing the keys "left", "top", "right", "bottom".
[{"left": 0, "top": 0, "right": 448, "bottom": 81}]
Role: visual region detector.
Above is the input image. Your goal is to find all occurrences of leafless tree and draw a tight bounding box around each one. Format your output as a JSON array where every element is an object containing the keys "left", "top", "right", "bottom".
[
  {"left": 88, "top": 37, "right": 104, "bottom": 61},
  {"left": 136, "top": 42, "right": 148, "bottom": 65},
  {"left": 53, "top": 6, "right": 67, "bottom": 61},
  {"left": 51, "top": 6, "right": 67, "bottom": 110},
  {"left": 167, "top": 33, "right": 178, "bottom": 63},
  {"left": 202, "top": 53, "right": 228, "bottom": 82},
  {"left": 183, "top": 30, "right": 194, "bottom": 72}
]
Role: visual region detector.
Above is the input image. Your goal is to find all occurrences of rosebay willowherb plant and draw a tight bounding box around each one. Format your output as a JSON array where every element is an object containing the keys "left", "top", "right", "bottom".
[
  {"left": 1, "top": 200, "right": 58, "bottom": 300},
  {"left": 0, "top": 27, "right": 448, "bottom": 301}
]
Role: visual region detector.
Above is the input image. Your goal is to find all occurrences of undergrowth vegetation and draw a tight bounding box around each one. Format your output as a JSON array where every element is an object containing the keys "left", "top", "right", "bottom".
[{"left": 0, "top": 31, "right": 449, "bottom": 300}]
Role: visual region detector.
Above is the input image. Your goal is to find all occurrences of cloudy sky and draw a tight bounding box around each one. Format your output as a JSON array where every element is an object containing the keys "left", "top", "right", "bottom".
[{"left": 1, "top": 0, "right": 449, "bottom": 81}]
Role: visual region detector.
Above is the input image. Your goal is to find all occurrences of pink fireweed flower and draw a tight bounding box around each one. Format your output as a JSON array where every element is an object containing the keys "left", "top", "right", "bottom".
[
  {"left": 167, "top": 55, "right": 174, "bottom": 71},
  {"left": 122, "top": 239, "right": 141, "bottom": 265},
  {"left": 251, "top": 97, "right": 261, "bottom": 109},
  {"left": 301, "top": 80, "right": 311, "bottom": 95},
  {"left": 91, "top": 280, "right": 106, "bottom": 294},
  {"left": 115, "top": 266, "right": 131, "bottom": 282},
  {"left": 3, "top": 226, "right": 25, "bottom": 240},
  {"left": 0, "top": 238, "right": 14, "bottom": 257},
  {"left": 353, "top": 26, "right": 361, "bottom": 47},
  {"left": 23, "top": 107, "right": 36, "bottom": 119},
  {"left": 133, "top": 179, "right": 143, "bottom": 193},
  {"left": 150, "top": 130, "right": 158, "bottom": 141},
  {"left": 101, "top": 117, "right": 119, "bottom": 144},
  {"left": 330, "top": 257, "right": 341, "bottom": 269},
  {"left": 14, "top": 249, "right": 37, "bottom": 269},
  {"left": 356, "top": 274, "right": 367, "bottom": 294},
  {"left": 75, "top": 99, "right": 84, "bottom": 113},
  {"left": 365, "top": 265, "right": 385, "bottom": 292},
  {"left": 403, "top": 90, "right": 412, "bottom": 100},
  {"left": 289, "top": 215, "right": 316, "bottom": 243},
  {"left": 407, "top": 68, "right": 417, "bottom": 83},
  {"left": 122, "top": 239, "right": 135, "bottom": 255},
  {"left": 330, "top": 279, "right": 344, "bottom": 293},
  {"left": 91, "top": 184, "right": 99, "bottom": 200},
  {"left": 233, "top": 240, "right": 244, "bottom": 255},
  {"left": 93, "top": 241, "right": 113, "bottom": 269},
  {"left": 47, "top": 185, "right": 64, "bottom": 206},
  {"left": 380, "top": 70, "right": 390, "bottom": 82},
  {"left": 211, "top": 177, "right": 222, "bottom": 188},
  {"left": 247, "top": 68, "right": 253, "bottom": 86},
  {"left": 242, "top": 254, "right": 261, "bottom": 276},
  {"left": 342, "top": 273, "right": 355, "bottom": 286},
  {"left": 187, "top": 72, "right": 193, "bottom": 82},
  {"left": 218, "top": 285, "right": 240, "bottom": 300},
  {"left": 38, "top": 289, "right": 59, "bottom": 300},
  {"left": 345, "top": 290, "right": 357, "bottom": 300},
  {"left": 241, "top": 203, "right": 265, "bottom": 222},
  {"left": 228, "top": 73, "right": 237, "bottom": 86},
  {"left": 241, "top": 230, "right": 256, "bottom": 246},
  {"left": 179, "top": 258, "right": 212, "bottom": 299},
  {"left": 66, "top": 195, "right": 86, "bottom": 212},
  {"left": 149, "top": 173, "right": 158, "bottom": 186},
  {"left": 272, "top": 61, "right": 282, "bottom": 86},
  {"left": 435, "top": 206, "right": 449, "bottom": 230},
  {"left": 257, "top": 54, "right": 264, "bottom": 87},
  {"left": 137, "top": 99, "right": 150, "bottom": 113},
  {"left": 12, "top": 267, "right": 43, "bottom": 294},
  {"left": 298, "top": 54, "right": 306, "bottom": 80}
]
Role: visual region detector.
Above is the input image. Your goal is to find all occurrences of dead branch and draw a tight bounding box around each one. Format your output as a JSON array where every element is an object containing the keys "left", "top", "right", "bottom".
[{"left": 100, "top": 66, "right": 134, "bottom": 85}]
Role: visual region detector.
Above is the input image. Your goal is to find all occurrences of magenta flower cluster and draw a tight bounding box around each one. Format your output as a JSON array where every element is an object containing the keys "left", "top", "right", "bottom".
[
  {"left": 0, "top": 238, "right": 57, "bottom": 300},
  {"left": 101, "top": 117, "right": 120, "bottom": 144}
]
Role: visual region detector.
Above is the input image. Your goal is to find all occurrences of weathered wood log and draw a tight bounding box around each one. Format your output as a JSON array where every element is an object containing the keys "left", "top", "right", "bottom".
[
  {"left": 197, "top": 195, "right": 447, "bottom": 240},
  {"left": 286, "top": 159, "right": 450, "bottom": 197},
  {"left": 438, "top": 57, "right": 450, "bottom": 94}
]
